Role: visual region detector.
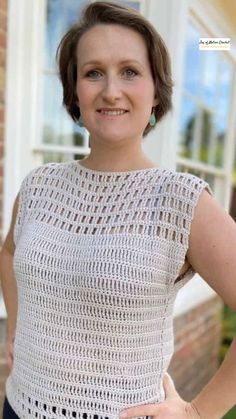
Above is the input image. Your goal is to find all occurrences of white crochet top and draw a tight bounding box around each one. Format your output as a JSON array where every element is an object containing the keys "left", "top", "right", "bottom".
[{"left": 6, "top": 160, "right": 213, "bottom": 419}]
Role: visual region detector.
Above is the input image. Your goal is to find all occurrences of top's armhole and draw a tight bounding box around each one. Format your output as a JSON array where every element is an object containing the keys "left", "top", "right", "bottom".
[
  {"left": 171, "top": 175, "right": 214, "bottom": 292},
  {"left": 13, "top": 162, "right": 58, "bottom": 247}
]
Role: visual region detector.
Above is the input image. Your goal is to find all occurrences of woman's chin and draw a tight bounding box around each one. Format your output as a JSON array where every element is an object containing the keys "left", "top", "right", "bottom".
[{"left": 90, "top": 131, "right": 133, "bottom": 143}]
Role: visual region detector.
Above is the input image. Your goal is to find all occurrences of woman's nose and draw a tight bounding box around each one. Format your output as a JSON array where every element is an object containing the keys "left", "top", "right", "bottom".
[{"left": 101, "top": 76, "right": 122, "bottom": 102}]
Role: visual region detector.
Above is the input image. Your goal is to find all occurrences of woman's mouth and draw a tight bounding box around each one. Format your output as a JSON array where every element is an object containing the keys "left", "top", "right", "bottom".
[{"left": 97, "top": 108, "right": 128, "bottom": 116}]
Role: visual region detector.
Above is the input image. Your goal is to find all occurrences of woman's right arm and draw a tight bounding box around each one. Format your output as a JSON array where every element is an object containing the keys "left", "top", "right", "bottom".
[{"left": 0, "top": 193, "right": 19, "bottom": 372}]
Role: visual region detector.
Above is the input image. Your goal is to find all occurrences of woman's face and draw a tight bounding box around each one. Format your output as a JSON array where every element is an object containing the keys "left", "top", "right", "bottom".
[{"left": 76, "top": 24, "right": 158, "bottom": 143}]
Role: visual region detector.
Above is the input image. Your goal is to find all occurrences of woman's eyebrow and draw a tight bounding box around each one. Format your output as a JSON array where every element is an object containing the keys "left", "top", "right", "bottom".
[{"left": 80, "top": 59, "right": 144, "bottom": 69}]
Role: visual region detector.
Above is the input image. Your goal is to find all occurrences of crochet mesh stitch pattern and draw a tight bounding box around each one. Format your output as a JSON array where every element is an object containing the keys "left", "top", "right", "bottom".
[{"left": 5, "top": 160, "right": 213, "bottom": 419}]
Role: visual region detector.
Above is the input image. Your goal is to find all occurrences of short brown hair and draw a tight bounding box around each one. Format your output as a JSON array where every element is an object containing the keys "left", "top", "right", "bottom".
[{"left": 56, "top": 1, "right": 174, "bottom": 136}]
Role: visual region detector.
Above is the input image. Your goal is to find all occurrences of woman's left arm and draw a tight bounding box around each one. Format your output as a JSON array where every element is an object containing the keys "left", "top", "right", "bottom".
[
  {"left": 191, "top": 337, "right": 236, "bottom": 418},
  {"left": 186, "top": 188, "right": 236, "bottom": 418},
  {"left": 119, "top": 189, "right": 236, "bottom": 419}
]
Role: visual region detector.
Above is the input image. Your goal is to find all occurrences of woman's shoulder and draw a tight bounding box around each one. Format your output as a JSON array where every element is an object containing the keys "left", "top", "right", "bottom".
[
  {"left": 162, "top": 169, "right": 214, "bottom": 198},
  {"left": 21, "top": 161, "right": 70, "bottom": 188}
]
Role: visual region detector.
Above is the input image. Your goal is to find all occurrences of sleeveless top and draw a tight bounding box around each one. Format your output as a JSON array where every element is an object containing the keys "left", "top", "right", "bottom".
[{"left": 6, "top": 160, "right": 213, "bottom": 419}]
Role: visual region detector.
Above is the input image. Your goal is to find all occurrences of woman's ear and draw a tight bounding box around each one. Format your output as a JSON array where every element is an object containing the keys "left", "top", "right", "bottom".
[
  {"left": 153, "top": 96, "right": 159, "bottom": 107},
  {"left": 75, "top": 94, "right": 80, "bottom": 107}
]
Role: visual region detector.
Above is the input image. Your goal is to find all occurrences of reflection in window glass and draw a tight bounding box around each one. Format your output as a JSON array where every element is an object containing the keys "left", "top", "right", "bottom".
[
  {"left": 213, "top": 115, "right": 225, "bottom": 167},
  {"left": 43, "top": 74, "right": 84, "bottom": 147},
  {"left": 178, "top": 96, "right": 197, "bottom": 159},
  {"left": 217, "top": 59, "right": 232, "bottom": 122},
  {"left": 199, "top": 109, "right": 213, "bottom": 164},
  {"left": 43, "top": 0, "right": 87, "bottom": 162},
  {"left": 119, "top": 1, "right": 139, "bottom": 10},
  {"left": 45, "top": 0, "right": 87, "bottom": 70},
  {"left": 183, "top": 24, "right": 202, "bottom": 96},
  {"left": 201, "top": 51, "right": 219, "bottom": 109},
  {"left": 43, "top": 152, "right": 85, "bottom": 164}
]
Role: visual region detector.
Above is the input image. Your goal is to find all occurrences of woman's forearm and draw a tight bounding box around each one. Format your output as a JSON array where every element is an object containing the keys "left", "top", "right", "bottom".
[
  {"left": 0, "top": 249, "right": 17, "bottom": 336},
  {"left": 191, "top": 336, "right": 236, "bottom": 418}
]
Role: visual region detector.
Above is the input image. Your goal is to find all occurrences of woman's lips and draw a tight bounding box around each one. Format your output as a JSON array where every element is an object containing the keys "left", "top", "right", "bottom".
[{"left": 97, "top": 109, "right": 129, "bottom": 116}]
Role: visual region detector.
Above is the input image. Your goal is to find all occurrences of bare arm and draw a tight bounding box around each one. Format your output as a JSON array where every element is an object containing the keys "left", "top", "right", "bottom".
[
  {"left": 186, "top": 189, "right": 236, "bottom": 418},
  {"left": 0, "top": 193, "right": 19, "bottom": 336}
]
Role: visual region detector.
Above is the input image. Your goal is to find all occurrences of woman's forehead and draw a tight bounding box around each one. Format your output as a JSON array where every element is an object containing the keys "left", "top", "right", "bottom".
[{"left": 76, "top": 24, "right": 149, "bottom": 65}]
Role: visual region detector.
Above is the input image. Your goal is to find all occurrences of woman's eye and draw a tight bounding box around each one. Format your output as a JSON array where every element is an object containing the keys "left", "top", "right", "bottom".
[
  {"left": 86, "top": 70, "right": 102, "bottom": 79},
  {"left": 124, "top": 68, "right": 138, "bottom": 77}
]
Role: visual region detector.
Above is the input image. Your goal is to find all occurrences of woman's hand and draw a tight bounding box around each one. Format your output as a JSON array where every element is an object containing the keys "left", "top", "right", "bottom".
[
  {"left": 5, "top": 332, "right": 15, "bottom": 375},
  {"left": 119, "top": 373, "right": 201, "bottom": 418}
]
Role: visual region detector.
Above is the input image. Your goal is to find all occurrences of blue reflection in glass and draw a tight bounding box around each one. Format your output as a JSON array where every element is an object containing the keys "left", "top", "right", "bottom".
[
  {"left": 120, "top": 1, "right": 139, "bottom": 10},
  {"left": 217, "top": 59, "right": 233, "bottom": 121},
  {"left": 201, "top": 51, "right": 219, "bottom": 108},
  {"left": 43, "top": 74, "right": 84, "bottom": 146},
  {"left": 45, "top": 0, "right": 88, "bottom": 70},
  {"left": 178, "top": 95, "right": 197, "bottom": 158},
  {"left": 183, "top": 23, "right": 202, "bottom": 95},
  {"left": 43, "top": 0, "right": 88, "bottom": 147}
]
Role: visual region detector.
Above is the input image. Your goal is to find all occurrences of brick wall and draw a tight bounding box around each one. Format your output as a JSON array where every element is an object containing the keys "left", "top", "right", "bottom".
[
  {"left": 0, "top": 0, "right": 7, "bottom": 247},
  {"left": 169, "top": 294, "right": 223, "bottom": 400}
]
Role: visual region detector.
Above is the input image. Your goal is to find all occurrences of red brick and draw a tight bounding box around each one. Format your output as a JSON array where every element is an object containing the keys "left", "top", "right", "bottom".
[
  {"left": 0, "top": 48, "right": 5, "bottom": 67},
  {"left": 0, "top": 11, "right": 7, "bottom": 33},
  {"left": 0, "top": 141, "right": 4, "bottom": 159},
  {"left": 0, "top": 32, "right": 6, "bottom": 49},
  {"left": 0, "top": 106, "right": 4, "bottom": 124},
  {"left": 0, "top": 66, "right": 5, "bottom": 90},
  {"left": 0, "top": 0, "right": 8, "bottom": 14},
  {"left": 0, "top": 89, "right": 5, "bottom": 105},
  {"left": 169, "top": 295, "right": 222, "bottom": 400}
]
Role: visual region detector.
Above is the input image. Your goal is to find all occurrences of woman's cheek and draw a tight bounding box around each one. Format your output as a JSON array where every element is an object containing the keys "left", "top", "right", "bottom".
[
  {"left": 129, "top": 80, "right": 154, "bottom": 104},
  {"left": 76, "top": 82, "right": 97, "bottom": 105}
]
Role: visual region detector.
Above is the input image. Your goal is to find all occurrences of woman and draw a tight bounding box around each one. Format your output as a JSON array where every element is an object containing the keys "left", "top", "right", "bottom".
[{"left": 1, "top": 2, "right": 236, "bottom": 418}]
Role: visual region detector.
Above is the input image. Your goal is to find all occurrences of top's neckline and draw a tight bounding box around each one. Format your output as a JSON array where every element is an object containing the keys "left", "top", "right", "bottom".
[{"left": 74, "top": 160, "right": 162, "bottom": 175}]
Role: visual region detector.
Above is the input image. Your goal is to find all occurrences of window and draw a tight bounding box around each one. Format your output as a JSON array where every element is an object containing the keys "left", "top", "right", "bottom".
[
  {"left": 42, "top": 0, "right": 88, "bottom": 164},
  {"left": 177, "top": 19, "right": 234, "bottom": 196}
]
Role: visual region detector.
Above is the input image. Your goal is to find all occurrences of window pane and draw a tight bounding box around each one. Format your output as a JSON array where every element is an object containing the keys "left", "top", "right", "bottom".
[
  {"left": 199, "top": 109, "right": 214, "bottom": 164},
  {"left": 201, "top": 51, "right": 219, "bottom": 108},
  {"left": 178, "top": 96, "right": 197, "bottom": 159},
  {"left": 120, "top": 1, "right": 140, "bottom": 10},
  {"left": 43, "top": 152, "right": 85, "bottom": 164},
  {"left": 45, "top": 0, "right": 88, "bottom": 70},
  {"left": 43, "top": 74, "right": 84, "bottom": 147},
  {"left": 43, "top": 0, "right": 88, "bottom": 149},
  {"left": 183, "top": 23, "right": 202, "bottom": 96},
  {"left": 212, "top": 114, "right": 226, "bottom": 168},
  {"left": 217, "top": 59, "right": 233, "bottom": 122},
  {"left": 179, "top": 21, "right": 233, "bottom": 171}
]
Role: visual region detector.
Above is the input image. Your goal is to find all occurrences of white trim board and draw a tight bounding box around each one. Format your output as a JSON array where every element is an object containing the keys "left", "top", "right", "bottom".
[{"left": 173, "top": 275, "right": 217, "bottom": 317}]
